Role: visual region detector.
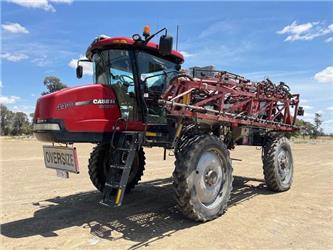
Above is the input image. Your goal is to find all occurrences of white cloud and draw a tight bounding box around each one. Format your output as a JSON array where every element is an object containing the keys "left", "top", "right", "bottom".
[
  {"left": 303, "top": 112, "right": 314, "bottom": 118},
  {"left": 327, "top": 107, "right": 333, "bottom": 111},
  {"left": 31, "top": 55, "right": 50, "bottom": 67},
  {"left": 0, "top": 52, "right": 28, "bottom": 62},
  {"left": 302, "top": 105, "right": 313, "bottom": 110},
  {"left": 0, "top": 95, "right": 20, "bottom": 104},
  {"left": 325, "top": 37, "right": 333, "bottom": 43},
  {"left": 314, "top": 66, "right": 333, "bottom": 83},
  {"left": 2, "top": 23, "right": 29, "bottom": 34},
  {"left": 278, "top": 21, "right": 313, "bottom": 35},
  {"left": 12, "top": 104, "right": 35, "bottom": 113},
  {"left": 2, "top": 40, "right": 75, "bottom": 67},
  {"left": 8, "top": 0, "right": 55, "bottom": 12},
  {"left": 323, "top": 119, "right": 333, "bottom": 123},
  {"left": 322, "top": 119, "right": 333, "bottom": 134},
  {"left": 68, "top": 55, "right": 93, "bottom": 76},
  {"left": 8, "top": 0, "right": 73, "bottom": 12},
  {"left": 50, "top": 0, "right": 72, "bottom": 2},
  {"left": 277, "top": 21, "right": 333, "bottom": 41},
  {"left": 180, "top": 51, "right": 194, "bottom": 58},
  {"left": 302, "top": 110, "right": 325, "bottom": 123},
  {"left": 302, "top": 116, "right": 314, "bottom": 123},
  {"left": 9, "top": 105, "right": 35, "bottom": 118}
]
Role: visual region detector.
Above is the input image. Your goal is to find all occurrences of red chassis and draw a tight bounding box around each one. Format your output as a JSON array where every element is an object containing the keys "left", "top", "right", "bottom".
[{"left": 161, "top": 72, "right": 300, "bottom": 132}]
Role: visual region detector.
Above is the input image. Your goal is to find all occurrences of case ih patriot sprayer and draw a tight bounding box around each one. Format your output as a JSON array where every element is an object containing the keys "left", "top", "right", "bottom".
[{"left": 33, "top": 26, "right": 304, "bottom": 221}]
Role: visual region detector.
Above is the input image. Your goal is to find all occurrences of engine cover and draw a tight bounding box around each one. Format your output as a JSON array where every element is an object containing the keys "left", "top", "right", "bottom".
[{"left": 33, "top": 84, "right": 143, "bottom": 143}]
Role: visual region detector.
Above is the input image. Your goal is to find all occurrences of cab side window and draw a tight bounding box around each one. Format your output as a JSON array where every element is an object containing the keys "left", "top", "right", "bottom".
[
  {"left": 137, "top": 52, "right": 177, "bottom": 94},
  {"left": 137, "top": 51, "right": 178, "bottom": 123}
]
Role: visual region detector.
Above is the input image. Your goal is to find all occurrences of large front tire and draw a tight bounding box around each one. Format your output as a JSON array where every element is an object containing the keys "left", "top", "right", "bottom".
[
  {"left": 173, "top": 135, "right": 233, "bottom": 222},
  {"left": 88, "top": 144, "right": 145, "bottom": 193},
  {"left": 262, "top": 136, "right": 293, "bottom": 192}
]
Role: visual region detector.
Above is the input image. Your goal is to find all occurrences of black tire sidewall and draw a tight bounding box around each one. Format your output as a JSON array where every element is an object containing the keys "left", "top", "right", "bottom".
[
  {"left": 88, "top": 144, "right": 145, "bottom": 193},
  {"left": 174, "top": 135, "right": 233, "bottom": 221},
  {"left": 274, "top": 138, "right": 294, "bottom": 190},
  {"left": 263, "top": 136, "right": 294, "bottom": 192},
  {"left": 191, "top": 144, "right": 232, "bottom": 217}
]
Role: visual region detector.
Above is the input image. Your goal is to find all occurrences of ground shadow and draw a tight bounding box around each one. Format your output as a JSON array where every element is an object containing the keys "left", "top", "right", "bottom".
[{"left": 1, "top": 176, "right": 273, "bottom": 249}]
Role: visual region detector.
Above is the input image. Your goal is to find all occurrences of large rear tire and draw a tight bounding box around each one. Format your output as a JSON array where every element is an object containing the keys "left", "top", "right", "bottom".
[
  {"left": 88, "top": 144, "right": 145, "bottom": 193},
  {"left": 262, "top": 136, "right": 293, "bottom": 192},
  {"left": 173, "top": 135, "right": 233, "bottom": 222}
]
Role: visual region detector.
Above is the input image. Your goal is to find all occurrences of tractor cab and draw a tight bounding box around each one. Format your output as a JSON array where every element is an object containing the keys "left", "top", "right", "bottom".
[
  {"left": 77, "top": 27, "right": 183, "bottom": 129},
  {"left": 33, "top": 26, "right": 183, "bottom": 145}
]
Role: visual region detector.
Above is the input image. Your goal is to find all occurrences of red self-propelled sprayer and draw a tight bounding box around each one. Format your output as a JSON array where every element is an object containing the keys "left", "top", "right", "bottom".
[{"left": 33, "top": 26, "right": 303, "bottom": 221}]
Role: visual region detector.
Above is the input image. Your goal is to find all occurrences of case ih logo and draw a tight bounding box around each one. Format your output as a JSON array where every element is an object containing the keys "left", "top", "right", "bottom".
[
  {"left": 56, "top": 99, "right": 115, "bottom": 110},
  {"left": 92, "top": 99, "right": 116, "bottom": 104}
]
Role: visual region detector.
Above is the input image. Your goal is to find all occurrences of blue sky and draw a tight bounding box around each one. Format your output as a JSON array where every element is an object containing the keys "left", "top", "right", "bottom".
[{"left": 1, "top": 1, "right": 333, "bottom": 132}]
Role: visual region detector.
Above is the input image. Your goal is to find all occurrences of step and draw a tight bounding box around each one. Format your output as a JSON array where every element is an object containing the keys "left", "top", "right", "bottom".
[
  {"left": 104, "top": 182, "right": 124, "bottom": 189},
  {"left": 110, "top": 164, "right": 129, "bottom": 170},
  {"left": 115, "top": 147, "right": 135, "bottom": 152},
  {"left": 99, "top": 200, "right": 114, "bottom": 207}
]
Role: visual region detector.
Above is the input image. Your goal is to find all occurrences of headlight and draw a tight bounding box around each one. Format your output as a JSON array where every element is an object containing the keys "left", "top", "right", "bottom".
[{"left": 33, "top": 123, "right": 60, "bottom": 131}]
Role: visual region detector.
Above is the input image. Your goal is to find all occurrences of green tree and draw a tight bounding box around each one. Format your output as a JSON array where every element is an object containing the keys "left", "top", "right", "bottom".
[
  {"left": 312, "top": 113, "right": 323, "bottom": 139},
  {"left": 10, "top": 112, "right": 31, "bottom": 136},
  {"left": 292, "top": 118, "right": 315, "bottom": 138},
  {"left": 0, "top": 105, "right": 14, "bottom": 135},
  {"left": 42, "top": 76, "right": 67, "bottom": 95}
]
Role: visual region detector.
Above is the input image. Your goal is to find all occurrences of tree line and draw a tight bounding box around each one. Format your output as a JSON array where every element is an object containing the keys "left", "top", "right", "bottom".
[
  {"left": 0, "top": 76, "right": 67, "bottom": 136},
  {"left": 0, "top": 105, "right": 33, "bottom": 136},
  {"left": 293, "top": 113, "right": 325, "bottom": 139}
]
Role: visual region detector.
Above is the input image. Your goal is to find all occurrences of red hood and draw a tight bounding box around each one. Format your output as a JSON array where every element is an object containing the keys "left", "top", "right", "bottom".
[{"left": 34, "top": 84, "right": 122, "bottom": 132}]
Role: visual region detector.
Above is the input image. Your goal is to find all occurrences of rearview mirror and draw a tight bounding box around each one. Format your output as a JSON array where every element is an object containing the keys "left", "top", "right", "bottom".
[
  {"left": 76, "top": 65, "right": 83, "bottom": 79},
  {"left": 297, "top": 106, "right": 304, "bottom": 116},
  {"left": 159, "top": 35, "right": 173, "bottom": 56}
]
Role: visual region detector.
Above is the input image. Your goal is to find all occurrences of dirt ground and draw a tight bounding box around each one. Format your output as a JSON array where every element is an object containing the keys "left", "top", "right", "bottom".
[{"left": 1, "top": 138, "right": 332, "bottom": 249}]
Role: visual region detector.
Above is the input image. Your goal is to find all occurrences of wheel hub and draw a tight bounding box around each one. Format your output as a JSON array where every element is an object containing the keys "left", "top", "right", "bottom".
[
  {"left": 277, "top": 149, "right": 291, "bottom": 181},
  {"left": 194, "top": 151, "right": 224, "bottom": 206},
  {"left": 205, "top": 170, "right": 218, "bottom": 186}
]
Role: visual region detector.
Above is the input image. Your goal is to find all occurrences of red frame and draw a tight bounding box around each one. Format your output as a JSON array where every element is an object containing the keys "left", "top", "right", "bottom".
[{"left": 162, "top": 75, "right": 300, "bottom": 132}]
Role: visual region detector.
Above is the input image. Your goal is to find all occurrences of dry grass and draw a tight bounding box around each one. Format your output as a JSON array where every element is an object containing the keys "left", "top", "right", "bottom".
[{"left": 1, "top": 138, "right": 332, "bottom": 249}]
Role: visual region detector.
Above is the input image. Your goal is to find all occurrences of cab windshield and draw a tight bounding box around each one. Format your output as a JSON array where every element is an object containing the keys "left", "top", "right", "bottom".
[
  {"left": 93, "top": 49, "right": 136, "bottom": 119},
  {"left": 93, "top": 49, "right": 133, "bottom": 87},
  {"left": 92, "top": 49, "right": 178, "bottom": 121},
  {"left": 92, "top": 49, "right": 177, "bottom": 87}
]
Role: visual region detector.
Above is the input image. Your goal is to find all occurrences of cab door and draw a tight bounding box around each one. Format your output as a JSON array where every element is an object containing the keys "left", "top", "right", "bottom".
[
  {"left": 93, "top": 49, "right": 144, "bottom": 131},
  {"left": 136, "top": 51, "right": 178, "bottom": 124}
]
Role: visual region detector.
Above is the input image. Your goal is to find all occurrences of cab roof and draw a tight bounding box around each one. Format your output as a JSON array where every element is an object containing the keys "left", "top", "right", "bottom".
[{"left": 86, "top": 36, "right": 184, "bottom": 64}]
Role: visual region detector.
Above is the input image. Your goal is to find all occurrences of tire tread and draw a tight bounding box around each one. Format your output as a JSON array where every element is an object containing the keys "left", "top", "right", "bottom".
[{"left": 173, "top": 135, "right": 233, "bottom": 222}]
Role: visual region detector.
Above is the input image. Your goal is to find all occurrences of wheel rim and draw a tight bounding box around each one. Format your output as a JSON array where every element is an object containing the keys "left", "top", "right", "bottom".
[
  {"left": 194, "top": 150, "right": 225, "bottom": 207},
  {"left": 277, "top": 147, "right": 292, "bottom": 184}
]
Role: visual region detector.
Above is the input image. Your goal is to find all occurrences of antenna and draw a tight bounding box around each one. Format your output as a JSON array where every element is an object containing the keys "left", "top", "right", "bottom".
[{"left": 176, "top": 25, "right": 179, "bottom": 51}]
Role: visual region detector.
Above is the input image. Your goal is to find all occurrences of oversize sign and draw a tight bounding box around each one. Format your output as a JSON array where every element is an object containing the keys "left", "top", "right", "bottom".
[{"left": 43, "top": 145, "right": 79, "bottom": 173}]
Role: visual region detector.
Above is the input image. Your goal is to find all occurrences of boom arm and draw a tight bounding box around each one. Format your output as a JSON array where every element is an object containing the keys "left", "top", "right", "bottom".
[{"left": 160, "top": 71, "right": 301, "bottom": 132}]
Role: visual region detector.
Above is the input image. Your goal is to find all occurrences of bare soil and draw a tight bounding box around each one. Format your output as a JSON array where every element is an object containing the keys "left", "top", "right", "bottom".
[{"left": 1, "top": 138, "right": 333, "bottom": 249}]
